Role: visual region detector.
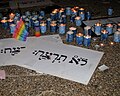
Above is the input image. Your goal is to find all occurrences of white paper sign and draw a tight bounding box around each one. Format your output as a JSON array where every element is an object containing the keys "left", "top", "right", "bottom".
[
  {"left": 0, "top": 35, "right": 62, "bottom": 66},
  {"left": 4, "top": 38, "right": 104, "bottom": 85}
]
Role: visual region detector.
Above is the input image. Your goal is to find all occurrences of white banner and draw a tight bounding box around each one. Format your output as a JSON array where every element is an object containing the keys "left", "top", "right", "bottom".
[{"left": 0, "top": 36, "right": 103, "bottom": 85}]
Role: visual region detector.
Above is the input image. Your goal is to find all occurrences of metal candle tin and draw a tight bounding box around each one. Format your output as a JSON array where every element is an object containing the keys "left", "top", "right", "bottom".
[
  {"left": 83, "top": 35, "right": 91, "bottom": 46},
  {"left": 59, "top": 23, "right": 66, "bottom": 34},
  {"left": 76, "top": 33, "right": 83, "bottom": 45},
  {"left": 75, "top": 16, "right": 82, "bottom": 26},
  {"left": 106, "top": 23, "right": 113, "bottom": 34},
  {"left": 66, "top": 31, "right": 74, "bottom": 42},
  {"left": 101, "top": 30, "right": 108, "bottom": 41}
]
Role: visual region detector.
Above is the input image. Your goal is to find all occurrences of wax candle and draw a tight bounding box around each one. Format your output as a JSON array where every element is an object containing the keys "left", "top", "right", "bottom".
[
  {"left": 46, "top": 18, "right": 51, "bottom": 29},
  {"left": 9, "top": 13, "right": 15, "bottom": 19},
  {"left": 101, "top": 30, "right": 108, "bottom": 41},
  {"left": 70, "top": 14, "right": 76, "bottom": 23},
  {"left": 106, "top": 23, "right": 113, "bottom": 34},
  {"left": 83, "top": 35, "right": 91, "bottom": 46},
  {"left": 59, "top": 24, "right": 66, "bottom": 35},
  {"left": 61, "top": 15, "right": 66, "bottom": 23},
  {"left": 84, "top": 26, "right": 92, "bottom": 36},
  {"left": 50, "top": 23, "right": 57, "bottom": 33},
  {"left": 66, "top": 31, "right": 74, "bottom": 42},
  {"left": 86, "top": 11, "right": 91, "bottom": 20},
  {"left": 50, "top": 13, "right": 55, "bottom": 20},
  {"left": 69, "top": 27, "right": 77, "bottom": 37},
  {"left": 66, "top": 7, "right": 71, "bottom": 15},
  {"left": 114, "top": 29, "right": 120, "bottom": 42},
  {"left": 40, "top": 23, "right": 47, "bottom": 34},
  {"left": 1, "top": 19, "right": 8, "bottom": 29},
  {"left": 94, "top": 22, "right": 102, "bottom": 35},
  {"left": 76, "top": 33, "right": 83, "bottom": 45},
  {"left": 35, "top": 26, "right": 40, "bottom": 37},
  {"left": 33, "top": 20, "right": 39, "bottom": 27},
  {"left": 39, "top": 11, "right": 45, "bottom": 17},
  {"left": 71, "top": 9, "right": 77, "bottom": 16},
  {"left": 75, "top": 16, "right": 82, "bottom": 26},
  {"left": 79, "top": 8, "right": 85, "bottom": 13},
  {"left": 10, "top": 24, "right": 16, "bottom": 34},
  {"left": 108, "top": 7, "right": 113, "bottom": 16},
  {"left": 79, "top": 12, "right": 85, "bottom": 21}
]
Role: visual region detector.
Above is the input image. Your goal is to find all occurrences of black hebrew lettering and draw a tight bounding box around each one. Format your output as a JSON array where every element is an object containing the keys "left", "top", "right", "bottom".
[
  {"left": 69, "top": 55, "right": 88, "bottom": 66},
  {"left": 4, "top": 48, "right": 12, "bottom": 53},
  {"left": 1, "top": 49, "right": 3, "bottom": 53},
  {"left": 52, "top": 54, "right": 67, "bottom": 63},
  {"left": 39, "top": 51, "right": 52, "bottom": 60}
]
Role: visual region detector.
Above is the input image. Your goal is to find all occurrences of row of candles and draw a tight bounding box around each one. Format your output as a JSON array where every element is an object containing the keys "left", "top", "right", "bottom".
[{"left": 0, "top": 7, "right": 120, "bottom": 46}]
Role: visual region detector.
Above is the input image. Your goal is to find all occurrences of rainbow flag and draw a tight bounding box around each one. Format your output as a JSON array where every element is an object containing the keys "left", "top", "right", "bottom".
[{"left": 13, "top": 18, "right": 28, "bottom": 41}]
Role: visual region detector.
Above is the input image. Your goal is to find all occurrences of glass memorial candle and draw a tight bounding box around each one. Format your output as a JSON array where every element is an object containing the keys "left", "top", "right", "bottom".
[
  {"left": 106, "top": 23, "right": 113, "bottom": 34},
  {"left": 79, "top": 12, "right": 85, "bottom": 21},
  {"left": 108, "top": 7, "right": 113, "bottom": 16},
  {"left": 9, "top": 13, "right": 15, "bottom": 19},
  {"left": 71, "top": 9, "right": 77, "bottom": 16},
  {"left": 69, "top": 27, "right": 77, "bottom": 37},
  {"left": 10, "top": 24, "right": 16, "bottom": 34},
  {"left": 35, "top": 26, "right": 40, "bottom": 37},
  {"left": 39, "top": 11, "right": 45, "bottom": 17},
  {"left": 33, "top": 20, "right": 39, "bottom": 27},
  {"left": 70, "top": 14, "right": 76, "bottom": 23},
  {"left": 101, "top": 30, "right": 108, "bottom": 41},
  {"left": 1, "top": 19, "right": 8, "bottom": 29},
  {"left": 94, "top": 22, "right": 102, "bottom": 35},
  {"left": 59, "top": 24, "right": 66, "bottom": 35},
  {"left": 84, "top": 26, "right": 92, "bottom": 36},
  {"left": 86, "top": 11, "right": 91, "bottom": 20},
  {"left": 76, "top": 33, "right": 83, "bottom": 45},
  {"left": 83, "top": 35, "right": 91, "bottom": 46},
  {"left": 114, "top": 29, "right": 120, "bottom": 42},
  {"left": 46, "top": 18, "right": 51, "bottom": 29},
  {"left": 66, "top": 7, "right": 71, "bottom": 15},
  {"left": 75, "top": 16, "right": 82, "bottom": 26},
  {"left": 79, "top": 8, "right": 85, "bottom": 13},
  {"left": 66, "top": 31, "right": 74, "bottom": 42},
  {"left": 50, "top": 23, "right": 57, "bottom": 33},
  {"left": 40, "top": 23, "right": 47, "bottom": 34},
  {"left": 61, "top": 15, "right": 66, "bottom": 23}
]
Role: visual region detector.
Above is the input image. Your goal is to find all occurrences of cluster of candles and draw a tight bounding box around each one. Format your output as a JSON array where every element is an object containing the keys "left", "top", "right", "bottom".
[{"left": 0, "top": 6, "right": 120, "bottom": 46}]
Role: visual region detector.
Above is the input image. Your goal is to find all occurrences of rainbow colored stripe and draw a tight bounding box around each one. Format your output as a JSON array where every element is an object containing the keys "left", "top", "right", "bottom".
[{"left": 13, "top": 18, "right": 28, "bottom": 41}]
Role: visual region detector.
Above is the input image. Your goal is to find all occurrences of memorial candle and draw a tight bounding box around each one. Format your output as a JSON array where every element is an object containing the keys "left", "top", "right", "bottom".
[
  {"left": 35, "top": 26, "right": 40, "bottom": 37},
  {"left": 66, "top": 7, "right": 71, "bottom": 15},
  {"left": 84, "top": 26, "right": 92, "bottom": 36},
  {"left": 69, "top": 27, "right": 77, "bottom": 37},
  {"left": 50, "top": 23, "right": 57, "bottom": 33},
  {"left": 106, "top": 23, "right": 113, "bottom": 34},
  {"left": 59, "top": 24, "right": 66, "bottom": 35},
  {"left": 61, "top": 15, "right": 66, "bottom": 23},
  {"left": 33, "top": 20, "right": 39, "bottom": 27},
  {"left": 1, "top": 19, "right": 8, "bottom": 29},
  {"left": 66, "top": 31, "right": 74, "bottom": 42},
  {"left": 94, "top": 22, "right": 102, "bottom": 35},
  {"left": 101, "top": 30, "right": 108, "bottom": 41},
  {"left": 79, "top": 12, "right": 85, "bottom": 21},
  {"left": 40, "top": 23, "right": 47, "bottom": 34},
  {"left": 83, "top": 35, "right": 91, "bottom": 46},
  {"left": 108, "top": 7, "right": 113, "bottom": 16},
  {"left": 10, "top": 24, "right": 16, "bottom": 34},
  {"left": 46, "top": 18, "right": 51, "bottom": 29},
  {"left": 114, "top": 29, "right": 120, "bottom": 42},
  {"left": 75, "top": 16, "right": 82, "bottom": 26},
  {"left": 76, "top": 33, "right": 83, "bottom": 45}
]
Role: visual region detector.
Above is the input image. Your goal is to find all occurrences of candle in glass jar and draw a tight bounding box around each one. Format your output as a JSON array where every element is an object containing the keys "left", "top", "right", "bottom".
[
  {"left": 40, "top": 23, "right": 47, "bottom": 34},
  {"left": 1, "top": 19, "right": 8, "bottom": 29},
  {"left": 79, "top": 12, "right": 85, "bottom": 21},
  {"left": 33, "top": 20, "right": 39, "bottom": 27},
  {"left": 108, "top": 7, "right": 113, "bottom": 16},
  {"left": 106, "top": 23, "right": 113, "bottom": 34},
  {"left": 70, "top": 14, "right": 76, "bottom": 23},
  {"left": 84, "top": 26, "right": 91, "bottom": 36},
  {"left": 66, "top": 7, "right": 71, "bottom": 15},
  {"left": 61, "top": 15, "right": 66, "bottom": 23},
  {"left": 83, "top": 35, "right": 91, "bottom": 46},
  {"left": 69, "top": 27, "right": 77, "bottom": 37},
  {"left": 66, "top": 31, "right": 74, "bottom": 42},
  {"left": 114, "top": 29, "right": 120, "bottom": 42},
  {"left": 94, "top": 22, "right": 102, "bottom": 35},
  {"left": 75, "top": 16, "right": 82, "bottom": 26},
  {"left": 50, "top": 23, "right": 57, "bottom": 33},
  {"left": 46, "top": 18, "right": 51, "bottom": 29},
  {"left": 10, "top": 24, "right": 16, "bottom": 34},
  {"left": 76, "top": 33, "right": 83, "bottom": 45},
  {"left": 59, "top": 24, "right": 66, "bottom": 35},
  {"left": 101, "top": 30, "right": 108, "bottom": 41}
]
